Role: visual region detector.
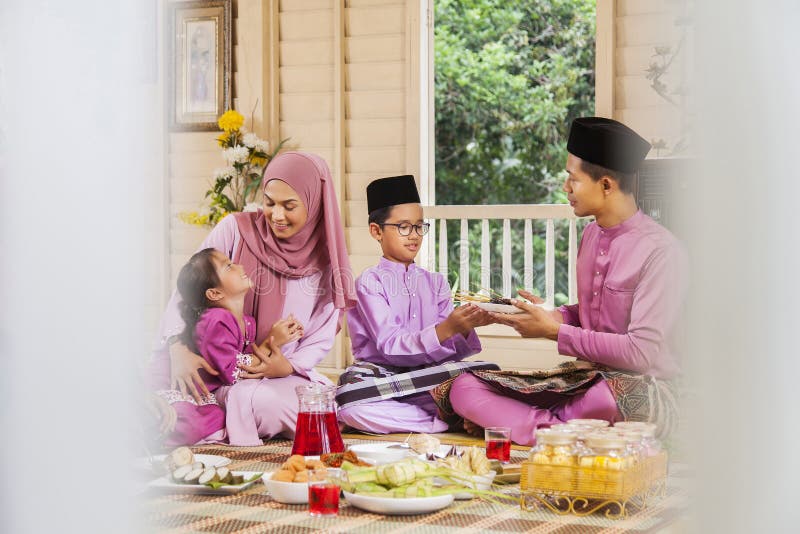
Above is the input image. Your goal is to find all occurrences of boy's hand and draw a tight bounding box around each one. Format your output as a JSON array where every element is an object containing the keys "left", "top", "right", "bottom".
[
  {"left": 436, "top": 303, "right": 491, "bottom": 342},
  {"left": 268, "top": 314, "right": 304, "bottom": 347}
]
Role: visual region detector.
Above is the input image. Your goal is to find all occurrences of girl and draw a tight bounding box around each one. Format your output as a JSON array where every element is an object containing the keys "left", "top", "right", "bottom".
[{"left": 151, "top": 248, "right": 302, "bottom": 447}]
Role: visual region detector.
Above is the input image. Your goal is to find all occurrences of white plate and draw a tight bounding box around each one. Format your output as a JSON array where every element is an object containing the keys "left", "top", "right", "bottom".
[
  {"left": 348, "top": 443, "right": 415, "bottom": 464},
  {"left": 445, "top": 470, "right": 497, "bottom": 500},
  {"left": 147, "top": 471, "right": 264, "bottom": 495},
  {"left": 343, "top": 491, "right": 454, "bottom": 515},
  {"left": 134, "top": 454, "right": 232, "bottom": 473},
  {"left": 466, "top": 302, "right": 523, "bottom": 314}
]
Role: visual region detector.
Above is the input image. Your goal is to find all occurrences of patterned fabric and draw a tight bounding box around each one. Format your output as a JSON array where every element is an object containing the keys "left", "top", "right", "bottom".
[
  {"left": 155, "top": 389, "right": 218, "bottom": 407},
  {"left": 336, "top": 360, "right": 499, "bottom": 408},
  {"left": 431, "top": 361, "right": 680, "bottom": 439},
  {"left": 141, "top": 438, "right": 691, "bottom": 532}
]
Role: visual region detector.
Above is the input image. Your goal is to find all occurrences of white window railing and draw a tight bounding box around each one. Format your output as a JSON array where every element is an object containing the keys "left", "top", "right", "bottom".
[{"left": 420, "top": 204, "right": 580, "bottom": 308}]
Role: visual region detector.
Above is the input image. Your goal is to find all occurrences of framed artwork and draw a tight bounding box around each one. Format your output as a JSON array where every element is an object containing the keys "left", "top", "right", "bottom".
[{"left": 168, "top": 0, "right": 231, "bottom": 131}]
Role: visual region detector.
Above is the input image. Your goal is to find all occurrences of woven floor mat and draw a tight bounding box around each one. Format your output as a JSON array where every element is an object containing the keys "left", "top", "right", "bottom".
[{"left": 140, "top": 438, "right": 691, "bottom": 533}]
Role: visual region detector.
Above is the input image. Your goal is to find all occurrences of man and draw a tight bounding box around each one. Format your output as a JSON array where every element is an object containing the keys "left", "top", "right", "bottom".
[{"left": 445, "top": 117, "right": 687, "bottom": 446}]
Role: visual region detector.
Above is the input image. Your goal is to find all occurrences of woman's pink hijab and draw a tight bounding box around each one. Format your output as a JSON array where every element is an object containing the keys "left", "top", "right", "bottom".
[{"left": 233, "top": 152, "right": 355, "bottom": 342}]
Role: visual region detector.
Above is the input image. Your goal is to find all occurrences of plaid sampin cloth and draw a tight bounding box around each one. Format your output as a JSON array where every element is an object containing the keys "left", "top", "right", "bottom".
[{"left": 336, "top": 360, "right": 499, "bottom": 408}]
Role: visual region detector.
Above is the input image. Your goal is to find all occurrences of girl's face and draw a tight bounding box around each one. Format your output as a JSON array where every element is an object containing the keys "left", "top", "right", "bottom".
[
  {"left": 211, "top": 251, "right": 251, "bottom": 297},
  {"left": 262, "top": 179, "right": 308, "bottom": 239}
]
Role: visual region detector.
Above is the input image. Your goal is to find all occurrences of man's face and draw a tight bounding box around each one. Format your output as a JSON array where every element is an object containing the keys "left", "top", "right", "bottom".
[{"left": 563, "top": 154, "right": 606, "bottom": 218}]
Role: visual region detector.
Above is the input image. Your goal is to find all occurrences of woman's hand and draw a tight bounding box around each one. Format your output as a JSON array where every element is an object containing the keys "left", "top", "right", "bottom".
[
  {"left": 146, "top": 394, "right": 177, "bottom": 435},
  {"left": 268, "top": 314, "right": 304, "bottom": 347},
  {"left": 169, "top": 341, "right": 219, "bottom": 403},
  {"left": 238, "top": 336, "right": 294, "bottom": 379}
]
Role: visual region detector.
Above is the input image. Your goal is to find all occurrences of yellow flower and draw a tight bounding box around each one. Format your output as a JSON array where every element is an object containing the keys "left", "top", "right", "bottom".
[
  {"left": 217, "top": 133, "right": 229, "bottom": 147},
  {"left": 218, "top": 109, "right": 245, "bottom": 132}
]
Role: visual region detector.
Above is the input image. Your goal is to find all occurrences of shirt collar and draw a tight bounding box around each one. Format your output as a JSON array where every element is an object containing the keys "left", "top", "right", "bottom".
[
  {"left": 598, "top": 209, "right": 644, "bottom": 238},
  {"left": 378, "top": 256, "right": 417, "bottom": 274}
]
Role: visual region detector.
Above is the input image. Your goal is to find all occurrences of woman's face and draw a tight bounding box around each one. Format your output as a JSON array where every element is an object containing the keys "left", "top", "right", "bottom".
[{"left": 262, "top": 179, "right": 308, "bottom": 239}]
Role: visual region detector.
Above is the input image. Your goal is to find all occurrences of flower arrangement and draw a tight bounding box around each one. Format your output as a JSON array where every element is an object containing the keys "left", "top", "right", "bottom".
[{"left": 179, "top": 109, "right": 288, "bottom": 227}]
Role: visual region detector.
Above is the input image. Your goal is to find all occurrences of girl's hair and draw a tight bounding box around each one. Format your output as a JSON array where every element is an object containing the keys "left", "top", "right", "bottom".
[{"left": 176, "top": 248, "right": 222, "bottom": 351}]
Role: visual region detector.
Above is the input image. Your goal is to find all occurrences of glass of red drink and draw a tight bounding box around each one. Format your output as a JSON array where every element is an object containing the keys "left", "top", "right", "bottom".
[
  {"left": 291, "top": 384, "right": 345, "bottom": 456},
  {"left": 485, "top": 426, "right": 511, "bottom": 463},
  {"left": 308, "top": 468, "right": 343, "bottom": 517}
]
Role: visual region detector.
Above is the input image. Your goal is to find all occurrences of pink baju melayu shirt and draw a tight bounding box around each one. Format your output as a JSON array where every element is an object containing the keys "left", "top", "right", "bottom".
[{"left": 557, "top": 210, "right": 686, "bottom": 379}]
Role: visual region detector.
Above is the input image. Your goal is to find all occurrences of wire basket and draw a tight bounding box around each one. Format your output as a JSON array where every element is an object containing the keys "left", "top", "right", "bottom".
[{"left": 520, "top": 451, "right": 668, "bottom": 519}]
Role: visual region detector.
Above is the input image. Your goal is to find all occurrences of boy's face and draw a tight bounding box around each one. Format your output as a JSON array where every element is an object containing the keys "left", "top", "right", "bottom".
[
  {"left": 370, "top": 203, "right": 425, "bottom": 265},
  {"left": 563, "top": 154, "right": 608, "bottom": 218}
]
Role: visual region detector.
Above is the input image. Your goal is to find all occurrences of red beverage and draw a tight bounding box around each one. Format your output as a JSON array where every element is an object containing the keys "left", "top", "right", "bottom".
[
  {"left": 486, "top": 439, "right": 511, "bottom": 462},
  {"left": 308, "top": 483, "right": 340, "bottom": 516},
  {"left": 291, "top": 411, "right": 345, "bottom": 456}
]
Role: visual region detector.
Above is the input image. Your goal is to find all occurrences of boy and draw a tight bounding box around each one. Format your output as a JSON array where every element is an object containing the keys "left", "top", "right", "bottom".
[{"left": 336, "top": 175, "right": 497, "bottom": 433}]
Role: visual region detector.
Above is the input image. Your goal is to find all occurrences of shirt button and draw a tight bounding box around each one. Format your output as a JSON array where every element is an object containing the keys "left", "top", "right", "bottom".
[
  {"left": 595, "top": 271, "right": 600, "bottom": 276},
  {"left": 412, "top": 293, "right": 416, "bottom": 297},
  {"left": 412, "top": 314, "right": 417, "bottom": 318},
  {"left": 593, "top": 291, "right": 598, "bottom": 296},
  {"left": 600, "top": 251, "right": 605, "bottom": 255}
]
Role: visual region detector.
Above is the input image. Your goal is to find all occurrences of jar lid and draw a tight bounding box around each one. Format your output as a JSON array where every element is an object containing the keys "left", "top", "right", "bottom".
[
  {"left": 620, "top": 431, "right": 643, "bottom": 443},
  {"left": 539, "top": 430, "right": 576, "bottom": 446},
  {"left": 548, "top": 424, "right": 575, "bottom": 433},
  {"left": 585, "top": 433, "right": 626, "bottom": 449},
  {"left": 567, "top": 418, "right": 610, "bottom": 428}
]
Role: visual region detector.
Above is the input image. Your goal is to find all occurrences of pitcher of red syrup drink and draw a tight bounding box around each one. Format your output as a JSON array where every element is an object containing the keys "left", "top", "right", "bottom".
[{"left": 291, "top": 384, "right": 345, "bottom": 456}]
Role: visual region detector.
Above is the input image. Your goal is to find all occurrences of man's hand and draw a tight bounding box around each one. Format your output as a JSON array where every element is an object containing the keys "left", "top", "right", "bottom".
[
  {"left": 239, "top": 336, "right": 294, "bottom": 379},
  {"left": 517, "top": 289, "right": 564, "bottom": 324},
  {"left": 490, "top": 294, "right": 561, "bottom": 340},
  {"left": 169, "top": 342, "right": 220, "bottom": 403}
]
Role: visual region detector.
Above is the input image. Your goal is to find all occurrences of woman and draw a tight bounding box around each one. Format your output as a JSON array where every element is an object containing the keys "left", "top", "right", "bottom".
[{"left": 151, "top": 152, "right": 355, "bottom": 446}]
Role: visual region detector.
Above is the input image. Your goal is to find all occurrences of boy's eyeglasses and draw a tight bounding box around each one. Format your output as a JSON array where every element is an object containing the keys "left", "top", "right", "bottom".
[{"left": 381, "top": 222, "right": 431, "bottom": 236}]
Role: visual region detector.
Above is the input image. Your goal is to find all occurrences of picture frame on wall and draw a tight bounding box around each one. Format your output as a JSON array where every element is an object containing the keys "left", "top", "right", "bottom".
[{"left": 168, "top": 0, "right": 231, "bottom": 131}]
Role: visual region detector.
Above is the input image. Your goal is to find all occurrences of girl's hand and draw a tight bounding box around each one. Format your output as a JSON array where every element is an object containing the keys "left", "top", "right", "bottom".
[
  {"left": 268, "top": 314, "right": 304, "bottom": 347},
  {"left": 169, "top": 342, "right": 219, "bottom": 403},
  {"left": 238, "top": 337, "right": 294, "bottom": 379}
]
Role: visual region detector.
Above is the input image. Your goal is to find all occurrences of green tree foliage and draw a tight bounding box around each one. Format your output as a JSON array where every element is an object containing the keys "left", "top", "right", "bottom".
[
  {"left": 434, "top": 0, "right": 596, "bottom": 301},
  {"left": 435, "top": 0, "right": 595, "bottom": 204}
]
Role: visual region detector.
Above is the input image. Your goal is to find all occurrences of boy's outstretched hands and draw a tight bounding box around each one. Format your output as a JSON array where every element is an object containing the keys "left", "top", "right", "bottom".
[
  {"left": 435, "top": 303, "right": 494, "bottom": 342},
  {"left": 269, "top": 314, "right": 304, "bottom": 347}
]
